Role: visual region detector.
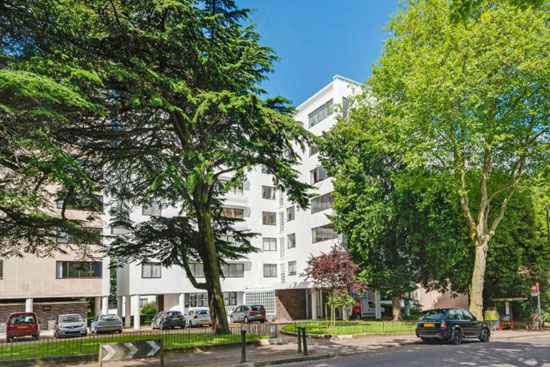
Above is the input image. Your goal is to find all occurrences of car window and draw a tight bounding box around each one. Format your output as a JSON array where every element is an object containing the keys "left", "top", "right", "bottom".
[
  {"left": 463, "top": 310, "right": 476, "bottom": 321},
  {"left": 10, "top": 314, "right": 36, "bottom": 324},
  {"left": 251, "top": 305, "right": 264, "bottom": 311},
  {"left": 198, "top": 310, "right": 209, "bottom": 315},
  {"left": 101, "top": 315, "right": 121, "bottom": 321},
  {"left": 167, "top": 311, "right": 182, "bottom": 316},
  {"left": 59, "top": 315, "right": 82, "bottom": 323},
  {"left": 419, "top": 310, "right": 446, "bottom": 320},
  {"left": 243, "top": 306, "right": 249, "bottom": 311}
]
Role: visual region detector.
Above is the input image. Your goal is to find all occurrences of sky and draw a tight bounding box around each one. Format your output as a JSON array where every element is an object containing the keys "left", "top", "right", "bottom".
[{"left": 237, "top": 1, "right": 401, "bottom": 106}]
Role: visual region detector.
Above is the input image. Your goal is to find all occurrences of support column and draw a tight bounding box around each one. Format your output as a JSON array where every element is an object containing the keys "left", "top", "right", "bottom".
[
  {"left": 311, "top": 291, "right": 318, "bottom": 320},
  {"left": 25, "top": 298, "right": 33, "bottom": 312},
  {"left": 179, "top": 293, "right": 185, "bottom": 313},
  {"left": 117, "top": 296, "right": 123, "bottom": 317},
  {"left": 101, "top": 296, "right": 108, "bottom": 315},
  {"left": 374, "top": 291, "right": 381, "bottom": 319},
  {"left": 133, "top": 295, "right": 141, "bottom": 330},
  {"left": 505, "top": 301, "right": 510, "bottom": 316},
  {"left": 94, "top": 296, "right": 101, "bottom": 317},
  {"left": 124, "top": 296, "right": 131, "bottom": 328}
]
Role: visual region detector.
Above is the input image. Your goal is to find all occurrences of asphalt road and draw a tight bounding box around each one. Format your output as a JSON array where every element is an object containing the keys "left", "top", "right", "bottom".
[{"left": 287, "top": 336, "right": 550, "bottom": 367}]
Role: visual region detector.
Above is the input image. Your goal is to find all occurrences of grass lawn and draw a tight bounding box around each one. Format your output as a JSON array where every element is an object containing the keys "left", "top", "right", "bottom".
[
  {"left": 0, "top": 331, "right": 263, "bottom": 361},
  {"left": 282, "top": 320, "right": 417, "bottom": 336}
]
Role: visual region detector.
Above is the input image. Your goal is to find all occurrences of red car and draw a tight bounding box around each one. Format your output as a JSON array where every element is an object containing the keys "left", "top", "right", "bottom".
[{"left": 6, "top": 312, "right": 40, "bottom": 342}]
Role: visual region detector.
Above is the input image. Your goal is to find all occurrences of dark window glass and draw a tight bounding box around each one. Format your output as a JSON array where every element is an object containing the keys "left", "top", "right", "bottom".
[
  {"left": 311, "top": 193, "right": 335, "bottom": 214},
  {"left": 222, "top": 207, "right": 244, "bottom": 219},
  {"left": 262, "top": 212, "right": 276, "bottom": 225},
  {"left": 310, "top": 166, "right": 328, "bottom": 184},
  {"left": 287, "top": 206, "right": 295, "bottom": 221},
  {"left": 142, "top": 263, "right": 161, "bottom": 278},
  {"left": 263, "top": 264, "right": 277, "bottom": 277},
  {"left": 56, "top": 261, "right": 102, "bottom": 278},
  {"left": 308, "top": 99, "right": 333, "bottom": 127},
  {"left": 311, "top": 224, "right": 338, "bottom": 243}
]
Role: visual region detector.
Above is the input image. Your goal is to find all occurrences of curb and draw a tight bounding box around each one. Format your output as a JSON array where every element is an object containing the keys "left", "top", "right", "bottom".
[{"left": 232, "top": 353, "right": 336, "bottom": 367}]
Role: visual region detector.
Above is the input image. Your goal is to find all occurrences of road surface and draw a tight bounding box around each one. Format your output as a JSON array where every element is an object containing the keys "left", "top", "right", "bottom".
[{"left": 287, "top": 336, "right": 550, "bottom": 367}]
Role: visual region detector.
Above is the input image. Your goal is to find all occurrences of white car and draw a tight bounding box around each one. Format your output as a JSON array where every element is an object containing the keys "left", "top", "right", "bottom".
[{"left": 185, "top": 308, "right": 211, "bottom": 327}]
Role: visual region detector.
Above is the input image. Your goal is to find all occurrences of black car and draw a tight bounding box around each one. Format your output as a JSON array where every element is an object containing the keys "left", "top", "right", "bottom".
[
  {"left": 151, "top": 311, "right": 186, "bottom": 330},
  {"left": 416, "top": 308, "right": 490, "bottom": 345}
]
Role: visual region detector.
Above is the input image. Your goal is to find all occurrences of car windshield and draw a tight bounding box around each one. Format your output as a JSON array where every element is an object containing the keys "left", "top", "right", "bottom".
[
  {"left": 198, "top": 310, "right": 209, "bottom": 315},
  {"left": 419, "top": 310, "right": 446, "bottom": 320},
  {"left": 101, "top": 315, "right": 120, "bottom": 321},
  {"left": 60, "top": 315, "right": 82, "bottom": 323},
  {"left": 250, "top": 305, "right": 264, "bottom": 311},
  {"left": 10, "top": 314, "right": 35, "bottom": 324},
  {"left": 167, "top": 311, "right": 182, "bottom": 316}
]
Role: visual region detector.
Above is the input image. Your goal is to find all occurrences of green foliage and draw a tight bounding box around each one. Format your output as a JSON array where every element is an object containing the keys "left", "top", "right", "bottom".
[{"left": 140, "top": 301, "right": 157, "bottom": 324}]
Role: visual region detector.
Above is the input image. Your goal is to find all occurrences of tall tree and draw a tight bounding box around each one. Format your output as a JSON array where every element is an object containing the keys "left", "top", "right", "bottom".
[
  {"left": 450, "top": 0, "right": 543, "bottom": 21},
  {"left": 2, "top": 0, "right": 312, "bottom": 333},
  {"left": 361, "top": 0, "right": 550, "bottom": 319}
]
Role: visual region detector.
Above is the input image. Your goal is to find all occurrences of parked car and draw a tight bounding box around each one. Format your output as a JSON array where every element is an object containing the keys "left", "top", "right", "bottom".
[
  {"left": 416, "top": 308, "right": 490, "bottom": 345},
  {"left": 185, "top": 308, "right": 211, "bottom": 327},
  {"left": 229, "top": 305, "right": 266, "bottom": 324},
  {"left": 91, "top": 314, "right": 123, "bottom": 334},
  {"left": 54, "top": 314, "right": 87, "bottom": 338},
  {"left": 152, "top": 311, "right": 186, "bottom": 330},
  {"left": 6, "top": 312, "right": 40, "bottom": 342}
]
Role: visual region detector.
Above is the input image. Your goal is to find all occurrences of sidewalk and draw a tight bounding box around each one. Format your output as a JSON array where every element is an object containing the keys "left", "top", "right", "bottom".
[{"left": 56, "top": 330, "right": 550, "bottom": 367}]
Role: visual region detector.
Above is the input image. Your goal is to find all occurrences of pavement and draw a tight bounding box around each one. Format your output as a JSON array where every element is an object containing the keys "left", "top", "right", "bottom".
[{"left": 60, "top": 330, "right": 550, "bottom": 367}]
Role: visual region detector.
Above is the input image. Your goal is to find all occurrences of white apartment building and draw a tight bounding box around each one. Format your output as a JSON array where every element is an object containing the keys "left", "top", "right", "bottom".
[{"left": 115, "top": 75, "right": 382, "bottom": 328}]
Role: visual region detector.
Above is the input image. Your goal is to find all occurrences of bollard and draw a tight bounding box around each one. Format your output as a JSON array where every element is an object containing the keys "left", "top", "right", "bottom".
[
  {"left": 241, "top": 328, "right": 247, "bottom": 363},
  {"left": 302, "top": 327, "right": 308, "bottom": 356},
  {"left": 297, "top": 326, "right": 302, "bottom": 353}
]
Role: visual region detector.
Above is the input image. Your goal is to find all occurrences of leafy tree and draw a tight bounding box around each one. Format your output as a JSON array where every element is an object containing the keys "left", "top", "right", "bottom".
[
  {"left": 2, "top": 0, "right": 311, "bottom": 334},
  {"left": 450, "top": 0, "right": 543, "bottom": 21},
  {"left": 302, "top": 244, "right": 366, "bottom": 327},
  {"left": 321, "top": 110, "right": 467, "bottom": 320},
  {"left": 361, "top": 0, "right": 550, "bottom": 319}
]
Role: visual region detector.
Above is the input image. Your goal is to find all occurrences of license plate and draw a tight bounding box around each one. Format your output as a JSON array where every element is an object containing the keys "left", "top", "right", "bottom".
[
  {"left": 17, "top": 326, "right": 29, "bottom": 329},
  {"left": 424, "top": 323, "right": 434, "bottom": 328},
  {"left": 106, "top": 326, "right": 116, "bottom": 330},
  {"left": 173, "top": 317, "right": 181, "bottom": 320},
  {"left": 257, "top": 314, "right": 262, "bottom": 316}
]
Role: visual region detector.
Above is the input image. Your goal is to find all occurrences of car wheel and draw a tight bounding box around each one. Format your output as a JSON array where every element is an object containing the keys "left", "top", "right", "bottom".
[
  {"left": 479, "top": 328, "right": 490, "bottom": 342},
  {"left": 450, "top": 329, "right": 462, "bottom": 345},
  {"left": 6, "top": 337, "right": 11, "bottom": 343},
  {"left": 260, "top": 320, "right": 266, "bottom": 324}
]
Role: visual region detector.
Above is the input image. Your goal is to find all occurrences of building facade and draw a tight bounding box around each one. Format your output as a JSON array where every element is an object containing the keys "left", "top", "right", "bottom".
[
  {"left": 115, "top": 75, "right": 383, "bottom": 328},
  {"left": 0, "top": 190, "right": 111, "bottom": 330}
]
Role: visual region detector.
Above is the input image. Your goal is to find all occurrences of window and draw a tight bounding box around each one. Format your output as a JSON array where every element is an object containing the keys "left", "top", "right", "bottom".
[
  {"left": 308, "top": 99, "right": 333, "bottom": 127},
  {"left": 222, "top": 207, "right": 244, "bottom": 219},
  {"left": 309, "top": 144, "right": 319, "bottom": 156},
  {"left": 263, "top": 237, "right": 277, "bottom": 251},
  {"left": 185, "top": 293, "right": 208, "bottom": 308},
  {"left": 190, "top": 263, "right": 204, "bottom": 278},
  {"left": 218, "top": 179, "right": 243, "bottom": 195},
  {"left": 262, "top": 186, "right": 276, "bottom": 200},
  {"left": 262, "top": 212, "right": 276, "bottom": 226},
  {"left": 286, "top": 206, "right": 295, "bottom": 221},
  {"left": 0, "top": 260, "right": 3, "bottom": 279},
  {"left": 263, "top": 264, "right": 277, "bottom": 278},
  {"left": 56, "top": 228, "right": 69, "bottom": 244},
  {"left": 311, "top": 224, "right": 338, "bottom": 243},
  {"left": 142, "top": 201, "right": 161, "bottom": 216},
  {"left": 310, "top": 166, "right": 328, "bottom": 184},
  {"left": 142, "top": 263, "right": 161, "bottom": 278},
  {"left": 287, "top": 233, "right": 296, "bottom": 248},
  {"left": 279, "top": 212, "right": 284, "bottom": 232},
  {"left": 311, "top": 193, "right": 335, "bottom": 214},
  {"left": 56, "top": 193, "right": 104, "bottom": 212},
  {"left": 279, "top": 238, "right": 285, "bottom": 257},
  {"left": 288, "top": 261, "right": 297, "bottom": 276},
  {"left": 221, "top": 263, "right": 244, "bottom": 278},
  {"left": 342, "top": 97, "right": 350, "bottom": 118},
  {"left": 224, "top": 292, "right": 237, "bottom": 306},
  {"left": 56, "top": 261, "right": 102, "bottom": 278}
]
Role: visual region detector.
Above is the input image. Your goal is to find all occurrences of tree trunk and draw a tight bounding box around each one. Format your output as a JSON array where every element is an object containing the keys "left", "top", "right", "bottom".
[
  {"left": 196, "top": 201, "right": 230, "bottom": 334},
  {"left": 469, "top": 239, "right": 488, "bottom": 321},
  {"left": 391, "top": 296, "right": 402, "bottom": 321}
]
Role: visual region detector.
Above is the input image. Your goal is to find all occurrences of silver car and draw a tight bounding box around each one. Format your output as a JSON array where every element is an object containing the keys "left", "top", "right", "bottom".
[
  {"left": 55, "top": 314, "right": 87, "bottom": 338},
  {"left": 91, "top": 314, "right": 123, "bottom": 334},
  {"left": 185, "top": 308, "right": 211, "bottom": 327},
  {"left": 229, "top": 305, "right": 266, "bottom": 323}
]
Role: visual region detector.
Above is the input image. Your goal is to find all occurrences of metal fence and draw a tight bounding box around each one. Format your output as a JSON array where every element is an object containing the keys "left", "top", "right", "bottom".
[
  {"left": 0, "top": 323, "right": 276, "bottom": 361},
  {"left": 286, "top": 320, "right": 418, "bottom": 335}
]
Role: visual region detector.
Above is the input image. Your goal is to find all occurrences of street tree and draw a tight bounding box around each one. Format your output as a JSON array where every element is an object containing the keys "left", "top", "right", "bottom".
[
  {"left": 2, "top": 0, "right": 312, "bottom": 334},
  {"left": 302, "top": 244, "right": 366, "bottom": 327},
  {"left": 362, "top": 0, "right": 550, "bottom": 319},
  {"left": 450, "top": 0, "right": 543, "bottom": 20}
]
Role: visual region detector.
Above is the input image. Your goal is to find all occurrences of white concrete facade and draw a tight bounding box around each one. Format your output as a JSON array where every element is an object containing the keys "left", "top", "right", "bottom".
[{"left": 115, "top": 76, "right": 382, "bottom": 324}]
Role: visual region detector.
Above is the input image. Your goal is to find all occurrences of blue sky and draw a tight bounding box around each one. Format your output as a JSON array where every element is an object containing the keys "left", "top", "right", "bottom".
[{"left": 237, "top": 1, "right": 401, "bottom": 106}]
